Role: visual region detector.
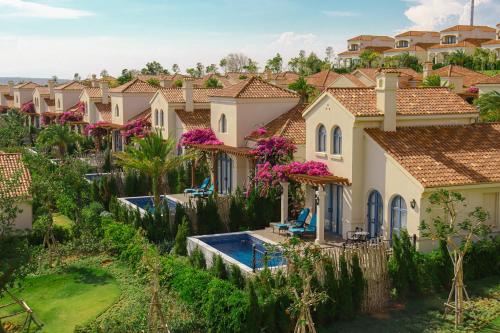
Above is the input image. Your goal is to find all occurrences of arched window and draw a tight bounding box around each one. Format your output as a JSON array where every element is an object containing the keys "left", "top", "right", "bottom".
[
  {"left": 115, "top": 104, "right": 119, "bottom": 117},
  {"left": 84, "top": 102, "right": 88, "bottom": 115},
  {"left": 332, "top": 126, "right": 342, "bottom": 155},
  {"left": 154, "top": 109, "right": 159, "bottom": 125},
  {"left": 390, "top": 195, "right": 407, "bottom": 239},
  {"left": 367, "top": 190, "right": 383, "bottom": 238},
  {"left": 57, "top": 99, "right": 60, "bottom": 108},
  {"left": 160, "top": 110, "right": 164, "bottom": 127},
  {"left": 317, "top": 124, "right": 326, "bottom": 152},
  {"left": 219, "top": 114, "right": 227, "bottom": 133}
]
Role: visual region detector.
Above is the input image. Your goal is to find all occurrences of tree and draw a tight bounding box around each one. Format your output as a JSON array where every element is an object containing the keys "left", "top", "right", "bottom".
[
  {"left": 174, "top": 217, "right": 189, "bottom": 256},
  {"left": 205, "top": 64, "right": 218, "bottom": 74},
  {"left": 186, "top": 63, "right": 205, "bottom": 78},
  {"left": 219, "top": 58, "right": 228, "bottom": 73},
  {"left": 474, "top": 91, "right": 500, "bottom": 122},
  {"left": 447, "top": 50, "right": 470, "bottom": 67},
  {"left": 422, "top": 74, "right": 441, "bottom": 87},
  {"left": 359, "top": 49, "right": 381, "bottom": 68},
  {"left": 0, "top": 109, "right": 29, "bottom": 148},
  {"left": 51, "top": 75, "right": 58, "bottom": 83},
  {"left": 266, "top": 53, "right": 283, "bottom": 73},
  {"left": 73, "top": 73, "right": 81, "bottom": 81},
  {"left": 222, "top": 53, "right": 250, "bottom": 72},
  {"left": 141, "top": 61, "right": 169, "bottom": 75},
  {"left": 204, "top": 77, "right": 222, "bottom": 88},
  {"left": 471, "top": 48, "right": 496, "bottom": 71},
  {"left": 244, "top": 58, "right": 259, "bottom": 73},
  {"left": 420, "top": 190, "right": 491, "bottom": 328},
  {"left": 36, "top": 124, "right": 78, "bottom": 157},
  {"left": 117, "top": 69, "right": 135, "bottom": 85},
  {"left": 325, "top": 46, "right": 335, "bottom": 65},
  {"left": 171, "top": 64, "right": 180, "bottom": 74},
  {"left": 147, "top": 78, "right": 161, "bottom": 88},
  {"left": 288, "top": 77, "right": 317, "bottom": 103},
  {"left": 288, "top": 50, "right": 327, "bottom": 75},
  {"left": 115, "top": 131, "right": 192, "bottom": 208},
  {"left": 100, "top": 69, "right": 109, "bottom": 78}
]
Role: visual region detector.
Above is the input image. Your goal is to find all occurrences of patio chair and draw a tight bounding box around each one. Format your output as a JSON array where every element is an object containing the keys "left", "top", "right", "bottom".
[
  {"left": 191, "top": 184, "right": 214, "bottom": 198},
  {"left": 184, "top": 177, "right": 210, "bottom": 195},
  {"left": 288, "top": 213, "right": 317, "bottom": 238},
  {"left": 272, "top": 208, "right": 310, "bottom": 234}
]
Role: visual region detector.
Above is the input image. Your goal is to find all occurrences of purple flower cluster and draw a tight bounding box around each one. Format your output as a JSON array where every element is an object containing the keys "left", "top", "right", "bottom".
[
  {"left": 466, "top": 86, "right": 479, "bottom": 94},
  {"left": 76, "top": 101, "right": 86, "bottom": 113},
  {"left": 84, "top": 121, "right": 109, "bottom": 137},
  {"left": 249, "top": 126, "right": 268, "bottom": 137},
  {"left": 58, "top": 111, "right": 83, "bottom": 125},
  {"left": 179, "top": 128, "right": 223, "bottom": 146},
  {"left": 250, "top": 136, "right": 296, "bottom": 165},
  {"left": 21, "top": 101, "right": 35, "bottom": 114},
  {"left": 121, "top": 118, "right": 151, "bottom": 141},
  {"left": 273, "top": 161, "right": 332, "bottom": 181}
]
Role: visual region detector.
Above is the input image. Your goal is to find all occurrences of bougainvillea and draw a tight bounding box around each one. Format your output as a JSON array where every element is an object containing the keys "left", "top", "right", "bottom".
[
  {"left": 41, "top": 114, "right": 52, "bottom": 126},
  {"left": 75, "top": 100, "right": 86, "bottom": 113},
  {"left": 179, "top": 128, "right": 223, "bottom": 146},
  {"left": 250, "top": 136, "right": 296, "bottom": 165},
  {"left": 466, "top": 86, "right": 479, "bottom": 94},
  {"left": 249, "top": 126, "right": 267, "bottom": 138},
  {"left": 58, "top": 111, "right": 83, "bottom": 125},
  {"left": 121, "top": 118, "right": 150, "bottom": 142},
  {"left": 21, "top": 101, "right": 35, "bottom": 114},
  {"left": 84, "top": 121, "right": 110, "bottom": 137}
]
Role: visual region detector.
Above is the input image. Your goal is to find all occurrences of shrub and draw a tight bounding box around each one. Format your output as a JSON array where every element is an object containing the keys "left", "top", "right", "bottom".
[
  {"left": 196, "top": 196, "right": 224, "bottom": 235},
  {"left": 388, "top": 230, "right": 420, "bottom": 299},
  {"left": 189, "top": 246, "right": 206, "bottom": 269},
  {"left": 337, "top": 255, "right": 354, "bottom": 320},
  {"left": 314, "top": 260, "right": 338, "bottom": 324},
  {"left": 174, "top": 217, "right": 190, "bottom": 256},
  {"left": 351, "top": 253, "right": 365, "bottom": 312},
  {"left": 211, "top": 254, "right": 227, "bottom": 280},
  {"left": 174, "top": 202, "right": 190, "bottom": 236},
  {"left": 464, "top": 236, "right": 500, "bottom": 280},
  {"left": 228, "top": 188, "right": 247, "bottom": 231},
  {"left": 229, "top": 264, "right": 245, "bottom": 289},
  {"left": 245, "top": 280, "right": 260, "bottom": 333},
  {"left": 29, "top": 214, "right": 72, "bottom": 245}
]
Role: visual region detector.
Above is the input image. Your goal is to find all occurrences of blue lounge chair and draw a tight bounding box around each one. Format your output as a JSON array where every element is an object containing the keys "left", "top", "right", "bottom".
[
  {"left": 272, "top": 208, "right": 310, "bottom": 234},
  {"left": 192, "top": 184, "right": 214, "bottom": 198},
  {"left": 288, "top": 213, "right": 317, "bottom": 237},
  {"left": 184, "top": 177, "right": 210, "bottom": 194}
]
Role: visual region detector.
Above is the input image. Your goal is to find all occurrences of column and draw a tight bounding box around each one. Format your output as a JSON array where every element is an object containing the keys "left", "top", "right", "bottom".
[
  {"left": 304, "top": 185, "right": 315, "bottom": 212},
  {"left": 316, "top": 186, "right": 326, "bottom": 244},
  {"left": 280, "top": 182, "right": 289, "bottom": 223}
]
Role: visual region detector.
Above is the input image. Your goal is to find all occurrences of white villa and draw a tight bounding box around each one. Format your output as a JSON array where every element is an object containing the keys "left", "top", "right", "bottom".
[{"left": 337, "top": 35, "right": 395, "bottom": 68}]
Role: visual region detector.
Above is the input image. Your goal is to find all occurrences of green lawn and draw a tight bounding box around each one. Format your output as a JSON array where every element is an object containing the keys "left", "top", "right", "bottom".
[
  {"left": 481, "top": 70, "right": 500, "bottom": 77},
  {"left": 0, "top": 266, "right": 120, "bottom": 333},
  {"left": 319, "top": 276, "right": 500, "bottom": 333}
]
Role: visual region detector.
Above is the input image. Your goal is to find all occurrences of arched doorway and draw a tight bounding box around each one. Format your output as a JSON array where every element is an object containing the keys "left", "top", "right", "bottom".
[
  {"left": 390, "top": 195, "right": 407, "bottom": 239},
  {"left": 325, "top": 184, "right": 343, "bottom": 235},
  {"left": 217, "top": 153, "right": 232, "bottom": 194},
  {"left": 367, "top": 190, "right": 383, "bottom": 238}
]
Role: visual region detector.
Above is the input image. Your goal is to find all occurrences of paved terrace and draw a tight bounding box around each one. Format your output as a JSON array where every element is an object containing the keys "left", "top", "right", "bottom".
[{"left": 253, "top": 227, "right": 346, "bottom": 246}]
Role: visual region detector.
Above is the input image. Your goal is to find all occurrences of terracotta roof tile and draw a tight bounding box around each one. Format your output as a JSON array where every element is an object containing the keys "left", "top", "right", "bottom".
[
  {"left": 354, "top": 68, "right": 422, "bottom": 82},
  {"left": 326, "top": 87, "right": 478, "bottom": 117},
  {"left": 395, "top": 31, "right": 439, "bottom": 37},
  {"left": 431, "top": 65, "right": 490, "bottom": 87},
  {"left": 384, "top": 43, "right": 437, "bottom": 53},
  {"left": 95, "top": 103, "right": 111, "bottom": 122},
  {"left": 429, "top": 38, "right": 491, "bottom": 49},
  {"left": 84, "top": 87, "right": 102, "bottom": 98},
  {"left": 482, "top": 39, "right": 500, "bottom": 46},
  {"left": 13, "top": 82, "right": 40, "bottom": 89},
  {"left": 175, "top": 109, "right": 211, "bottom": 130},
  {"left": 348, "top": 35, "right": 394, "bottom": 42},
  {"left": 365, "top": 123, "right": 500, "bottom": 187},
  {"left": 54, "top": 81, "right": 85, "bottom": 91},
  {"left": 246, "top": 103, "right": 308, "bottom": 144},
  {"left": 34, "top": 87, "right": 50, "bottom": 95},
  {"left": 475, "top": 74, "right": 500, "bottom": 84},
  {"left": 441, "top": 25, "right": 496, "bottom": 33},
  {"left": 0, "top": 153, "right": 31, "bottom": 198},
  {"left": 128, "top": 107, "right": 151, "bottom": 122},
  {"left": 159, "top": 88, "right": 221, "bottom": 103},
  {"left": 0, "top": 85, "right": 10, "bottom": 94},
  {"left": 306, "top": 70, "right": 341, "bottom": 89},
  {"left": 210, "top": 77, "right": 298, "bottom": 99},
  {"left": 110, "top": 78, "right": 158, "bottom": 93}
]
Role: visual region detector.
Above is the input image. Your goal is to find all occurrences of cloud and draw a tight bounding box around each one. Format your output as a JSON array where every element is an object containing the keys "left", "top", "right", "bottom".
[
  {"left": 272, "top": 32, "right": 319, "bottom": 47},
  {"left": 323, "top": 10, "right": 360, "bottom": 17},
  {"left": 0, "top": 0, "right": 94, "bottom": 19},
  {"left": 403, "top": 0, "right": 499, "bottom": 30}
]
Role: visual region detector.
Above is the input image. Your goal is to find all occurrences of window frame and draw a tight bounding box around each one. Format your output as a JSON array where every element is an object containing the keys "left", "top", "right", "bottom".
[
  {"left": 219, "top": 114, "right": 227, "bottom": 133},
  {"left": 332, "top": 126, "right": 342, "bottom": 155},
  {"left": 317, "top": 124, "right": 327, "bottom": 152},
  {"left": 390, "top": 195, "right": 407, "bottom": 239}
]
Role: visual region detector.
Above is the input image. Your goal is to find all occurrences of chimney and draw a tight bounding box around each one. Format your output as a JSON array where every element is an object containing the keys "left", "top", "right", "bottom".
[
  {"left": 100, "top": 81, "right": 109, "bottom": 104},
  {"left": 265, "top": 69, "right": 273, "bottom": 81},
  {"left": 375, "top": 70, "right": 398, "bottom": 132},
  {"left": 91, "top": 74, "right": 98, "bottom": 87},
  {"left": 48, "top": 80, "right": 55, "bottom": 100},
  {"left": 183, "top": 78, "right": 194, "bottom": 112},
  {"left": 423, "top": 61, "right": 433, "bottom": 79},
  {"left": 160, "top": 79, "right": 173, "bottom": 88},
  {"left": 8, "top": 81, "right": 14, "bottom": 95}
]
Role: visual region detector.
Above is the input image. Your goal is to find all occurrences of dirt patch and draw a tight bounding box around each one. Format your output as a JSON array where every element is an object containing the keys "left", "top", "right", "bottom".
[{"left": 101, "top": 259, "right": 114, "bottom": 267}]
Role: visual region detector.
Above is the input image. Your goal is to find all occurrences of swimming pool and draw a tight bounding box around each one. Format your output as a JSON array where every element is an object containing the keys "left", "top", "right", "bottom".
[
  {"left": 119, "top": 195, "right": 178, "bottom": 214},
  {"left": 188, "top": 232, "right": 284, "bottom": 272},
  {"left": 84, "top": 173, "right": 111, "bottom": 183}
]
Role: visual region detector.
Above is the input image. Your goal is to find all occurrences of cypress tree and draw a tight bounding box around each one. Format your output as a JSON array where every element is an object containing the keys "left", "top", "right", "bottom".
[
  {"left": 189, "top": 246, "right": 206, "bottom": 269},
  {"left": 338, "top": 255, "right": 354, "bottom": 320},
  {"left": 351, "top": 254, "right": 365, "bottom": 313},
  {"left": 245, "top": 280, "right": 261, "bottom": 333},
  {"left": 174, "top": 217, "right": 190, "bottom": 256},
  {"left": 211, "top": 254, "right": 227, "bottom": 279},
  {"left": 229, "top": 264, "right": 245, "bottom": 289}
]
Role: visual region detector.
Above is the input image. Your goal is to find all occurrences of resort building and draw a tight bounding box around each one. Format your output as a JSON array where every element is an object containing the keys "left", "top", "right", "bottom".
[
  {"left": 351, "top": 68, "right": 422, "bottom": 88},
  {"left": 12, "top": 82, "right": 40, "bottom": 109},
  {"left": 265, "top": 71, "right": 300, "bottom": 89},
  {"left": 428, "top": 25, "right": 496, "bottom": 64},
  {"left": 383, "top": 30, "right": 440, "bottom": 63},
  {"left": 80, "top": 80, "right": 111, "bottom": 125},
  {"left": 475, "top": 75, "right": 500, "bottom": 94},
  {"left": 0, "top": 81, "right": 14, "bottom": 111},
  {"left": 32, "top": 83, "right": 54, "bottom": 128},
  {"left": 337, "top": 35, "right": 395, "bottom": 68},
  {"left": 53, "top": 81, "right": 86, "bottom": 114},
  {"left": 296, "top": 69, "right": 499, "bottom": 251},
  {"left": 426, "top": 63, "right": 497, "bottom": 94},
  {"left": 481, "top": 23, "right": 500, "bottom": 57},
  {"left": 0, "top": 153, "right": 32, "bottom": 230}
]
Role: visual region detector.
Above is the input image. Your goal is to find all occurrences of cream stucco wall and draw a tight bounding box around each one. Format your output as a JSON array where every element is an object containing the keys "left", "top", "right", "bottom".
[
  {"left": 477, "top": 83, "right": 500, "bottom": 95},
  {"left": 54, "top": 90, "right": 81, "bottom": 113},
  {"left": 13, "top": 89, "right": 33, "bottom": 108},
  {"left": 33, "top": 90, "right": 48, "bottom": 114},
  {"left": 111, "top": 92, "right": 154, "bottom": 126},
  {"left": 14, "top": 201, "right": 33, "bottom": 230}
]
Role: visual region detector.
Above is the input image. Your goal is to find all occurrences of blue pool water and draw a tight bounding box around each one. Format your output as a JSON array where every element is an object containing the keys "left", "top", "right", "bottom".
[
  {"left": 201, "top": 233, "right": 284, "bottom": 269},
  {"left": 123, "top": 196, "right": 178, "bottom": 213},
  {"left": 84, "top": 173, "right": 110, "bottom": 182}
]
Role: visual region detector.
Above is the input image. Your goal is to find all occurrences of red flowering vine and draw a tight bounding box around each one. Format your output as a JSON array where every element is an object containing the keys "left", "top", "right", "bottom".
[
  {"left": 179, "top": 128, "right": 223, "bottom": 146},
  {"left": 84, "top": 121, "right": 109, "bottom": 137},
  {"left": 250, "top": 136, "right": 296, "bottom": 165},
  {"left": 58, "top": 111, "right": 83, "bottom": 125},
  {"left": 121, "top": 118, "right": 151, "bottom": 142},
  {"left": 21, "top": 101, "right": 35, "bottom": 114}
]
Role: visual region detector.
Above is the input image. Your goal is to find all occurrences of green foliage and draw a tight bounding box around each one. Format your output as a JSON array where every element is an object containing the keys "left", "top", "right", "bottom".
[
  {"left": 211, "top": 254, "right": 228, "bottom": 280},
  {"left": 174, "top": 79, "right": 183, "bottom": 87},
  {"left": 0, "top": 109, "right": 28, "bottom": 148},
  {"left": 29, "top": 214, "right": 72, "bottom": 245},
  {"left": 103, "top": 222, "right": 145, "bottom": 268},
  {"left": 388, "top": 230, "right": 420, "bottom": 299},
  {"left": 314, "top": 260, "right": 339, "bottom": 325},
  {"left": 174, "top": 217, "right": 190, "bottom": 256},
  {"left": 204, "top": 77, "right": 222, "bottom": 88},
  {"left": 245, "top": 188, "right": 280, "bottom": 230},
  {"left": 146, "top": 78, "right": 161, "bottom": 87},
  {"left": 265, "top": 53, "right": 283, "bottom": 73},
  {"left": 117, "top": 68, "right": 135, "bottom": 85},
  {"left": 36, "top": 124, "right": 78, "bottom": 157},
  {"left": 338, "top": 255, "right": 354, "bottom": 320},
  {"left": 351, "top": 253, "right": 365, "bottom": 312},
  {"left": 228, "top": 188, "right": 247, "bottom": 231},
  {"left": 141, "top": 60, "right": 169, "bottom": 75},
  {"left": 245, "top": 280, "right": 261, "bottom": 333},
  {"left": 463, "top": 236, "right": 500, "bottom": 281},
  {"left": 475, "top": 91, "right": 500, "bottom": 122},
  {"left": 229, "top": 264, "right": 245, "bottom": 289},
  {"left": 196, "top": 195, "right": 224, "bottom": 234},
  {"left": 189, "top": 246, "right": 206, "bottom": 269},
  {"left": 288, "top": 76, "right": 317, "bottom": 103},
  {"left": 359, "top": 49, "right": 381, "bottom": 68},
  {"left": 422, "top": 74, "right": 441, "bottom": 87},
  {"left": 383, "top": 52, "right": 422, "bottom": 72},
  {"left": 288, "top": 50, "right": 329, "bottom": 75}
]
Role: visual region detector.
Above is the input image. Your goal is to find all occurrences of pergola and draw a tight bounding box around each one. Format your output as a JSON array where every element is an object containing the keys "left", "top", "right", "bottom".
[{"left": 280, "top": 174, "right": 350, "bottom": 244}]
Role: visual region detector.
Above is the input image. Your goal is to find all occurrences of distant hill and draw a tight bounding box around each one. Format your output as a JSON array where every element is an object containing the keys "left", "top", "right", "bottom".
[{"left": 0, "top": 77, "right": 70, "bottom": 85}]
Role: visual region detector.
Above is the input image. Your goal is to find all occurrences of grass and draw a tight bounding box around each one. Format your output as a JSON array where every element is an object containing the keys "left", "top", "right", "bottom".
[
  {"left": 319, "top": 276, "right": 500, "bottom": 333},
  {"left": 481, "top": 70, "right": 500, "bottom": 77},
  {"left": 0, "top": 265, "right": 120, "bottom": 333}
]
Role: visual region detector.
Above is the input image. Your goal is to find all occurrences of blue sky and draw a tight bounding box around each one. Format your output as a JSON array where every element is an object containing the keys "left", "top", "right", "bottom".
[{"left": 0, "top": 0, "right": 498, "bottom": 78}]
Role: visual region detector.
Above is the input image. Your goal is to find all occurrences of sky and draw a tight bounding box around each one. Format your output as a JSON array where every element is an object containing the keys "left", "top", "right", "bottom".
[{"left": 0, "top": 0, "right": 498, "bottom": 78}]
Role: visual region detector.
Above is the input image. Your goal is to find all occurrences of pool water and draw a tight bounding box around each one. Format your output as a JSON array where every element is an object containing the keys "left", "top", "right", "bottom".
[
  {"left": 84, "top": 173, "right": 109, "bottom": 182},
  {"left": 123, "top": 196, "right": 178, "bottom": 213},
  {"left": 201, "top": 233, "right": 284, "bottom": 269}
]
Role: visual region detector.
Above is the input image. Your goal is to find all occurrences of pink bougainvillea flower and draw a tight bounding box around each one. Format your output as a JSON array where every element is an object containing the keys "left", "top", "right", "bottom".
[{"left": 179, "top": 128, "right": 223, "bottom": 146}]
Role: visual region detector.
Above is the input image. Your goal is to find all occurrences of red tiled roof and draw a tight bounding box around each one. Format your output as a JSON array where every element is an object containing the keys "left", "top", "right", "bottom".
[
  {"left": 159, "top": 88, "right": 221, "bottom": 103},
  {"left": 306, "top": 70, "right": 341, "bottom": 89},
  {"left": 54, "top": 81, "right": 85, "bottom": 91},
  {"left": 210, "top": 77, "right": 298, "bottom": 99},
  {"left": 395, "top": 31, "right": 439, "bottom": 37},
  {"left": 431, "top": 65, "right": 490, "bottom": 87},
  {"left": 482, "top": 39, "right": 500, "bottom": 46},
  {"left": 0, "top": 85, "right": 10, "bottom": 94},
  {"left": 348, "top": 35, "right": 394, "bottom": 42},
  {"left": 330, "top": 74, "right": 367, "bottom": 88},
  {"left": 110, "top": 78, "right": 158, "bottom": 93},
  {"left": 95, "top": 103, "right": 112, "bottom": 122},
  {"left": 128, "top": 107, "right": 151, "bottom": 122},
  {"left": 384, "top": 43, "right": 437, "bottom": 53},
  {"left": 13, "top": 82, "right": 40, "bottom": 89},
  {"left": 84, "top": 87, "right": 102, "bottom": 98},
  {"left": 175, "top": 109, "right": 211, "bottom": 130},
  {"left": 325, "top": 87, "right": 478, "bottom": 117},
  {"left": 354, "top": 68, "right": 422, "bottom": 82},
  {"left": 34, "top": 87, "right": 50, "bottom": 95},
  {"left": 246, "top": 103, "right": 308, "bottom": 144},
  {"left": 441, "top": 25, "right": 496, "bottom": 33},
  {"left": 429, "top": 38, "right": 491, "bottom": 49},
  {"left": 475, "top": 75, "right": 500, "bottom": 84},
  {"left": 365, "top": 123, "right": 500, "bottom": 188},
  {"left": 0, "top": 153, "right": 31, "bottom": 198}
]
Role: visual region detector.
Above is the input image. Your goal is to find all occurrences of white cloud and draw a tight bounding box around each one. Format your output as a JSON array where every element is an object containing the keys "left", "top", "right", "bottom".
[
  {"left": 323, "top": 10, "right": 359, "bottom": 17},
  {"left": 272, "top": 32, "right": 319, "bottom": 47},
  {"left": 0, "top": 0, "right": 94, "bottom": 19},
  {"left": 403, "top": 0, "right": 500, "bottom": 30}
]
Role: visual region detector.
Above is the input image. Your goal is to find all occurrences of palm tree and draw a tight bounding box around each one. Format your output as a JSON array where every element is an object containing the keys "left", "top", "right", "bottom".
[
  {"left": 115, "top": 131, "right": 192, "bottom": 208},
  {"left": 447, "top": 50, "right": 469, "bottom": 67},
  {"left": 422, "top": 74, "right": 441, "bottom": 87},
  {"left": 359, "top": 49, "right": 381, "bottom": 68},
  {"left": 36, "top": 124, "right": 77, "bottom": 157},
  {"left": 474, "top": 91, "right": 500, "bottom": 122},
  {"left": 288, "top": 77, "right": 317, "bottom": 103}
]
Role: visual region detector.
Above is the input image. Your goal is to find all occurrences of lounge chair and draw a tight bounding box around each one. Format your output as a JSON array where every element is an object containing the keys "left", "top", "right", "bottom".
[
  {"left": 184, "top": 177, "right": 210, "bottom": 195},
  {"left": 288, "top": 213, "right": 317, "bottom": 237},
  {"left": 191, "top": 184, "right": 214, "bottom": 198},
  {"left": 272, "top": 208, "right": 310, "bottom": 234}
]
